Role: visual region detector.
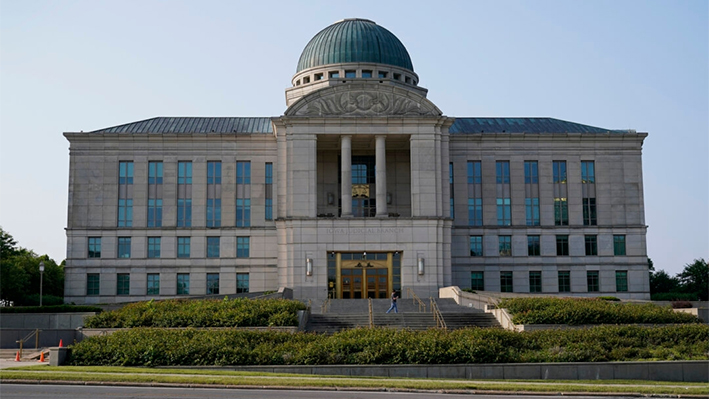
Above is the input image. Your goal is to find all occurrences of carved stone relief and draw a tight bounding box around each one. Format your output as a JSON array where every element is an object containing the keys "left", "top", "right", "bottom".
[{"left": 292, "top": 90, "right": 440, "bottom": 116}]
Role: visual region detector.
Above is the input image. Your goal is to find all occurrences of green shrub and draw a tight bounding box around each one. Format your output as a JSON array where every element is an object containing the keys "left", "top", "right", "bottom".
[
  {"left": 499, "top": 297, "right": 699, "bottom": 325},
  {"left": 68, "top": 324, "right": 709, "bottom": 367},
  {"left": 0, "top": 304, "right": 103, "bottom": 314},
  {"left": 83, "top": 298, "right": 306, "bottom": 328}
]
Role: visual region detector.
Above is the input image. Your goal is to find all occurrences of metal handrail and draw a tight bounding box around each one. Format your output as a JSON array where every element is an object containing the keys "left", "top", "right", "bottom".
[
  {"left": 15, "top": 329, "right": 41, "bottom": 358},
  {"left": 321, "top": 297, "right": 331, "bottom": 314},
  {"left": 430, "top": 298, "right": 447, "bottom": 329},
  {"left": 368, "top": 298, "right": 374, "bottom": 328},
  {"left": 405, "top": 287, "right": 427, "bottom": 312}
]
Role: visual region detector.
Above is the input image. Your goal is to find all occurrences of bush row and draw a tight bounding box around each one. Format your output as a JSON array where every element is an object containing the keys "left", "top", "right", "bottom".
[
  {"left": 498, "top": 297, "right": 699, "bottom": 325},
  {"left": 68, "top": 324, "right": 709, "bottom": 366},
  {"left": 0, "top": 304, "right": 103, "bottom": 314},
  {"left": 83, "top": 298, "right": 306, "bottom": 328}
]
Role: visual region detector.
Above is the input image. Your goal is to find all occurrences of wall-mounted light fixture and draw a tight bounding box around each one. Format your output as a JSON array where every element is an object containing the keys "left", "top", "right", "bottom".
[
  {"left": 417, "top": 257, "right": 425, "bottom": 275},
  {"left": 362, "top": 251, "right": 367, "bottom": 259},
  {"left": 327, "top": 192, "right": 334, "bottom": 205},
  {"left": 386, "top": 192, "right": 392, "bottom": 205},
  {"left": 306, "top": 258, "right": 313, "bottom": 276}
]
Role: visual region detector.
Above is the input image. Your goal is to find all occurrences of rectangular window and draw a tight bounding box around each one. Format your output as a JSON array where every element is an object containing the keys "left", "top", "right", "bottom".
[
  {"left": 88, "top": 237, "right": 101, "bottom": 258},
  {"left": 236, "top": 161, "right": 251, "bottom": 227},
  {"left": 499, "top": 235, "right": 511, "bottom": 256},
  {"left": 500, "top": 271, "right": 513, "bottom": 293},
  {"left": 206, "top": 198, "right": 222, "bottom": 227},
  {"left": 525, "top": 198, "right": 540, "bottom": 226},
  {"left": 552, "top": 161, "right": 567, "bottom": 183},
  {"left": 207, "top": 237, "right": 220, "bottom": 258},
  {"left": 177, "top": 273, "right": 190, "bottom": 295},
  {"left": 117, "top": 237, "right": 131, "bottom": 258},
  {"left": 449, "top": 163, "right": 454, "bottom": 220},
  {"left": 118, "top": 161, "right": 133, "bottom": 227},
  {"left": 524, "top": 161, "right": 538, "bottom": 184},
  {"left": 468, "top": 198, "right": 482, "bottom": 226},
  {"left": 177, "top": 162, "right": 192, "bottom": 227},
  {"left": 553, "top": 161, "right": 568, "bottom": 226},
  {"left": 147, "top": 161, "right": 163, "bottom": 227},
  {"left": 207, "top": 273, "right": 220, "bottom": 295},
  {"left": 237, "top": 236, "right": 250, "bottom": 258},
  {"left": 582, "top": 198, "right": 597, "bottom": 226},
  {"left": 177, "top": 237, "right": 191, "bottom": 258},
  {"left": 556, "top": 235, "right": 569, "bottom": 256},
  {"left": 116, "top": 273, "right": 130, "bottom": 295},
  {"left": 495, "top": 161, "right": 510, "bottom": 184},
  {"left": 265, "top": 162, "right": 273, "bottom": 221},
  {"left": 329, "top": 71, "right": 340, "bottom": 78},
  {"left": 345, "top": 70, "right": 356, "bottom": 78},
  {"left": 554, "top": 198, "right": 568, "bottom": 225},
  {"left": 470, "top": 271, "right": 484, "bottom": 291},
  {"left": 469, "top": 235, "right": 483, "bottom": 256},
  {"left": 587, "top": 271, "right": 599, "bottom": 292},
  {"left": 581, "top": 161, "right": 595, "bottom": 183},
  {"left": 236, "top": 273, "right": 249, "bottom": 293},
  {"left": 466, "top": 161, "right": 481, "bottom": 184},
  {"left": 614, "top": 235, "right": 626, "bottom": 256},
  {"left": 87, "top": 273, "right": 100, "bottom": 296},
  {"left": 147, "top": 237, "right": 161, "bottom": 258},
  {"left": 558, "top": 271, "right": 571, "bottom": 293},
  {"left": 527, "top": 235, "right": 540, "bottom": 256},
  {"left": 361, "top": 70, "right": 372, "bottom": 78},
  {"left": 147, "top": 273, "right": 160, "bottom": 295},
  {"left": 467, "top": 161, "right": 482, "bottom": 226},
  {"left": 496, "top": 198, "right": 511, "bottom": 226},
  {"left": 378, "top": 71, "right": 387, "bottom": 79},
  {"left": 585, "top": 235, "right": 598, "bottom": 256},
  {"left": 616, "top": 271, "right": 628, "bottom": 292},
  {"left": 206, "top": 161, "right": 222, "bottom": 228},
  {"left": 529, "top": 271, "right": 542, "bottom": 293}
]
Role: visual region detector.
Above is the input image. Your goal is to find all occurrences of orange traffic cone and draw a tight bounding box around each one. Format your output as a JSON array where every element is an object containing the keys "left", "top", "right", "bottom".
[
  {"left": 15, "top": 351, "right": 20, "bottom": 362},
  {"left": 38, "top": 352, "right": 45, "bottom": 362},
  {"left": 58, "top": 339, "right": 63, "bottom": 348}
]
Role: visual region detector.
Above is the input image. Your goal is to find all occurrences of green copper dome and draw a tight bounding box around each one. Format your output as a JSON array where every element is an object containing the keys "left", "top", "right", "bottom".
[{"left": 296, "top": 18, "right": 414, "bottom": 73}]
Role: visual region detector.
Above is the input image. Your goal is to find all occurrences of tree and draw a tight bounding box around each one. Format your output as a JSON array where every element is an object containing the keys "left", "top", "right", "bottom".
[
  {"left": 650, "top": 269, "right": 679, "bottom": 294},
  {"left": 678, "top": 259, "right": 708, "bottom": 301}
]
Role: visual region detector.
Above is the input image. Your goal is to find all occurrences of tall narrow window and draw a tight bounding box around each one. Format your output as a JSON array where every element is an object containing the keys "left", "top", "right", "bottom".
[
  {"left": 529, "top": 271, "right": 542, "bottom": 293},
  {"left": 147, "top": 161, "right": 163, "bottom": 227},
  {"left": 587, "top": 271, "right": 599, "bottom": 292},
  {"left": 553, "top": 161, "right": 568, "bottom": 225},
  {"left": 117, "top": 237, "right": 131, "bottom": 258},
  {"left": 496, "top": 161, "right": 511, "bottom": 226},
  {"left": 177, "top": 237, "right": 191, "bottom": 258},
  {"left": 613, "top": 235, "right": 626, "bottom": 256},
  {"left": 88, "top": 237, "right": 101, "bottom": 258},
  {"left": 585, "top": 235, "right": 598, "bottom": 256},
  {"left": 558, "top": 271, "right": 571, "bottom": 292},
  {"left": 206, "top": 161, "right": 222, "bottom": 227},
  {"left": 207, "top": 237, "right": 220, "bottom": 258},
  {"left": 147, "top": 273, "right": 160, "bottom": 295},
  {"left": 207, "top": 273, "right": 220, "bottom": 295},
  {"left": 499, "top": 235, "right": 512, "bottom": 256},
  {"left": 327, "top": 252, "right": 337, "bottom": 299},
  {"left": 556, "top": 235, "right": 569, "bottom": 256},
  {"left": 524, "top": 161, "right": 540, "bottom": 226},
  {"left": 177, "top": 273, "right": 190, "bottom": 295},
  {"left": 147, "top": 237, "right": 161, "bottom": 258},
  {"left": 527, "top": 235, "right": 540, "bottom": 256},
  {"left": 582, "top": 161, "right": 597, "bottom": 226},
  {"left": 500, "top": 271, "right": 513, "bottom": 293},
  {"left": 449, "top": 163, "right": 455, "bottom": 220},
  {"left": 117, "top": 161, "right": 133, "bottom": 227},
  {"left": 616, "top": 271, "right": 628, "bottom": 292},
  {"left": 265, "top": 162, "right": 273, "bottom": 221},
  {"left": 87, "top": 273, "right": 100, "bottom": 296},
  {"left": 236, "top": 273, "right": 249, "bottom": 293},
  {"left": 177, "top": 162, "right": 192, "bottom": 227},
  {"left": 467, "top": 161, "right": 482, "bottom": 226},
  {"left": 470, "top": 271, "right": 484, "bottom": 291},
  {"left": 236, "top": 161, "right": 251, "bottom": 227},
  {"left": 116, "top": 273, "right": 130, "bottom": 295},
  {"left": 469, "top": 235, "right": 483, "bottom": 256},
  {"left": 237, "top": 236, "right": 250, "bottom": 258}
]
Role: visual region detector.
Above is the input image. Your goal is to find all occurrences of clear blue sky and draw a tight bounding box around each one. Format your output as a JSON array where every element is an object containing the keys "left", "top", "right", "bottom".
[{"left": 1, "top": 0, "right": 707, "bottom": 275}]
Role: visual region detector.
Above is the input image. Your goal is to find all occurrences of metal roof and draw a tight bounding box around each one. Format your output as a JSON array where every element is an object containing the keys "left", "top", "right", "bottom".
[
  {"left": 297, "top": 18, "right": 414, "bottom": 73},
  {"left": 91, "top": 117, "right": 273, "bottom": 134},
  {"left": 449, "top": 118, "right": 630, "bottom": 134}
]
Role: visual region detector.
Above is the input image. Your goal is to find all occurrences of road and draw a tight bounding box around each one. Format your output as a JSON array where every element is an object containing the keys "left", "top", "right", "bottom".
[{"left": 0, "top": 384, "right": 640, "bottom": 398}]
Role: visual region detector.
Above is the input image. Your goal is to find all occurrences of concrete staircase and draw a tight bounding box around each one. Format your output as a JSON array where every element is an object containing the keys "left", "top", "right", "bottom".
[{"left": 305, "top": 298, "right": 500, "bottom": 333}]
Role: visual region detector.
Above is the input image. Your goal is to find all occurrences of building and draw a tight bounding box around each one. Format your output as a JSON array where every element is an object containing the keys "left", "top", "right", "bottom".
[{"left": 64, "top": 18, "right": 650, "bottom": 304}]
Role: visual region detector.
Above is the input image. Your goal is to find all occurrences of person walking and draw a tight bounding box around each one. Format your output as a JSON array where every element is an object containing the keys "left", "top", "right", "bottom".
[{"left": 386, "top": 290, "right": 399, "bottom": 313}]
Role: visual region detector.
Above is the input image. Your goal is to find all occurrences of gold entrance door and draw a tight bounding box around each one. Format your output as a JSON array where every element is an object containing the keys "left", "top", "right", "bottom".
[
  {"left": 366, "top": 268, "right": 389, "bottom": 299},
  {"left": 337, "top": 252, "right": 392, "bottom": 299},
  {"left": 340, "top": 269, "right": 364, "bottom": 299}
]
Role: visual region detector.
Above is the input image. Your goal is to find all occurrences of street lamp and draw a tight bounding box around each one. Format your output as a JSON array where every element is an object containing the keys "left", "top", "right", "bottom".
[{"left": 39, "top": 261, "right": 45, "bottom": 307}]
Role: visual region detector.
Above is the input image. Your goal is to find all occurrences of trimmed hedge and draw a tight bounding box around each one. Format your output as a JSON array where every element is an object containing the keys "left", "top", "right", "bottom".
[
  {"left": 83, "top": 298, "right": 306, "bottom": 328},
  {"left": 68, "top": 324, "right": 709, "bottom": 366},
  {"left": 499, "top": 297, "right": 699, "bottom": 325},
  {"left": 0, "top": 304, "right": 103, "bottom": 314}
]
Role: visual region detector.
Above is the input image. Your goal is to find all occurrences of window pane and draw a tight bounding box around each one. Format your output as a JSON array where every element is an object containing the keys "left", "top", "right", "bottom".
[
  {"left": 207, "top": 273, "right": 220, "bottom": 295},
  {"left": 470, "top": 271, "right": 484, "bottom": 291},
  {"left": 529, "top": 271, "right": 542, "bottom": 293},
  {"left": 500, "top": 271, "right": 513, "bottom": 292},
  {"left": 147, "top": 273, "right": 160, "bottom": 295},
  {"left": 614, "top": 235, "right": 626, "bottom": 256},
  {"left": 177, "top": 273, "right": 190, "bottom": 295},
  {"left": 616, "top": 271, "right": 628, "bottom": 292}
]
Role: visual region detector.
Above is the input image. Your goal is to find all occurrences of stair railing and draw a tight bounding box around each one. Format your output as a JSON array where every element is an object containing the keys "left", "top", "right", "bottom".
[
  {"left": 430, "top": 298, "right": 447, "bottom": 329},
  {"left": 321, "top": 297, "right": 331, "bottom": 314},
  {"left": 368, "top": 298, "right": 374, "bottom": 328},
  {"left": 405, "top": 287, "right": 427, "bottom": 312},
  {"left": 15, "top": 329, "right": 41, "bottom": 358}
]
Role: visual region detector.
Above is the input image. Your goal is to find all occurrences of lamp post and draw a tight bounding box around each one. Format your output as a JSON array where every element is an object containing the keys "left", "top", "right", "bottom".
[{"left": 39, "top": 261, "right": 45, "bottom": 307}]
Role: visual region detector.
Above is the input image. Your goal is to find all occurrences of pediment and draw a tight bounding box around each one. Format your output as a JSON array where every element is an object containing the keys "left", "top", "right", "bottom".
[{"left": 285, "top": 84, "right": 442, "bottom": 117}]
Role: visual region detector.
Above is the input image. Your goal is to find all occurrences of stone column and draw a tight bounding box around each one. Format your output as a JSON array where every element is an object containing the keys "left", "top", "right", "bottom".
[
  {"left": 375, "top": 135, "right": 388, "bottom": 217},
  {"left": 341, "top": 135, "right": 352, "bottom": 217}
]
